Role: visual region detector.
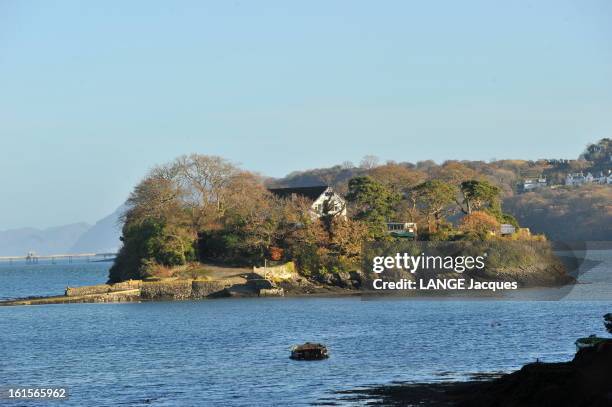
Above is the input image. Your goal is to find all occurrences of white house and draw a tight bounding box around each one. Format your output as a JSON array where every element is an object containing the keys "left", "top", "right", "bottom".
[
  {"left": 500, "top": 224, "right": 516, "bottom": 236},
  {"left": 268, "top": 186, "right": 347, "bottom": 219},
  {"left": 566, "top": 171, "right": 611, "bottom": 186},
  {"left": 593, "top": 171, "right": 612, "bottom": 184},
  {"left": 566, "top": 172, "right": 588, "bottom": 186},
  {"left": 523, "top": 177, "right": 547, "bottom": 191}
]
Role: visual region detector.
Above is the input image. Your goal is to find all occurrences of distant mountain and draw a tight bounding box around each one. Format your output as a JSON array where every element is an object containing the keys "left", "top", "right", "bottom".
[
  {"left": 0, "top": 223, "right": 91, "bottom": 256},
  {"left": 0, "top": 205, "right": 125, "bottom": 257},
  {"left": 70, "top": 205, "right": 125, "bottom": 253}
]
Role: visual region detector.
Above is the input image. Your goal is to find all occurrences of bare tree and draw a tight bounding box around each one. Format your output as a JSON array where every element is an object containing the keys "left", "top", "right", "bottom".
[
  {"left": 123, "top": 164, "right": 184, "bottom": 225},
  {"left": 341, "top": 161, "right": 354, "bottom": 169},
  {"left": 360, "top": 155, "right": 380, "bottom": 169},
  {"left": 175, "top": 154, "right": 240, "bottom": 228}
]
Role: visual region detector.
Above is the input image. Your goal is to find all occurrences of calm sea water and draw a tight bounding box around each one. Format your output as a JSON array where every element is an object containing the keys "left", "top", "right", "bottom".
[{"left": 1, "top": 252, "right": 611, "bottom": 407}]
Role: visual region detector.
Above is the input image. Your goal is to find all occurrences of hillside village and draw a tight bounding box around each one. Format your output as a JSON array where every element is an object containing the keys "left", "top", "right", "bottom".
[
  {"left": 521, "top": 169, "right": 612, "bottom": 192},
  {"left": 519, "top": 140, "right": 612, "bottom": 192}
]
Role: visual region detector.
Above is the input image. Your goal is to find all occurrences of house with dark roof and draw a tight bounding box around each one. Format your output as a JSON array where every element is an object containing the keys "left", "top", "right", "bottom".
[{"left": 268, "top": 186, "right": 347, "bottom": 219}]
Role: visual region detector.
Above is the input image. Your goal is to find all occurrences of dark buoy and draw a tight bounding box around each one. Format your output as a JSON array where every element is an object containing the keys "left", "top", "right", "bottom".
[{"left": 290, "top": 342, "right": 329, "bottom": 360}]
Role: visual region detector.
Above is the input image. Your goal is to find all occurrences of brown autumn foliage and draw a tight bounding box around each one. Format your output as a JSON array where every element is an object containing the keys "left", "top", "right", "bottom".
[
  {"left": 369, "top": 164, "right": 425, "bottom": 193},
  {"left": 504, "top": 185, "right": 612, "bottom": 241},
  {"left": 459, "top": 211, "right": 500, "bottom": 238}
]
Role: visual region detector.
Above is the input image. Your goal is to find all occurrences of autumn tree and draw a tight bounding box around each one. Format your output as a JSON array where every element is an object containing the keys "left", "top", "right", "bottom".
[
  {"left": 369, "top": 164, "right": 425, "bottom": 194},
  {"left": 346, "top": 176, "right": 400, "bottom": 237},
  {"left": 459, "top": 211, "right": 500, "bottom": 240},
  {"left": 123, "top": 165, "right": 185, "bottom": 226},
  {"left": 430, "top": 161, "right": 478, "bottom": 185},
  {"left": 410, "top": 180, "right": 457, "bottom": 232},
  {"left": 327, "top": 217, "right": 369, "bottom": 260},
  {"left": 176, "top": 154, "right": 240, "bottom": 230},
  {"left": 109, "top": 164, "right": 197, "bottom": 282},
  {"left": 109, "top": 217, "right": 196, "bottom": 283},
  {"left": 273, "top": 196, "right": 328, "bottom": 274},
  {"left": 416, "top": 160, "right": 436, "bottom": 170},
  {"left": 366, "top": 164, "right": 427, "bottom": 224},
  {"left": 457, "top": 180, "right": 501, "bottom": 215},
  {"left": 111, "top": 155, "right": 264, "bottom": 280},
  {"left": 217, "top": 172, "right": 279, "bottom": 260}
]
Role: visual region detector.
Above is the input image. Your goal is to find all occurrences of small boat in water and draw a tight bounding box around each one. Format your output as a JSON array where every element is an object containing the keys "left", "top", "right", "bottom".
[{"left": 290, "top": 342, "right": 329, "bottom": 360}]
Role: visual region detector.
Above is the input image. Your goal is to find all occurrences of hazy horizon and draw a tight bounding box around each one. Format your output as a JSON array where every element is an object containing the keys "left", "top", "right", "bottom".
[{"left": 1, "top": 0, "right": 611, "bottom": 229}]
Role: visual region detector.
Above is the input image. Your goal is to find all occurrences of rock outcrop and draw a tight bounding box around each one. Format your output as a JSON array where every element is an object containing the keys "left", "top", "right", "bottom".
[{"left": 341, "top": 339, "right": 612, "bottom": 407}]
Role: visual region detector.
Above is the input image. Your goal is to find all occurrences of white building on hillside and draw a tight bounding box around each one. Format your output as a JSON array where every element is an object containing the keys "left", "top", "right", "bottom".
[
  {"left": 268, "top": 186, "right": 347, "bottom": 219},
  {"left": 566, "top": 172, "right": 590, "bottom": 186},
  {"left": 566, "top": 172, "right": 612, "bottom": 186},
  {"left": 593, "top": 171, "right": 612, "bottom": 184},
  {"left": 523, "top": 177, "right": 547, "bottom": 191}
]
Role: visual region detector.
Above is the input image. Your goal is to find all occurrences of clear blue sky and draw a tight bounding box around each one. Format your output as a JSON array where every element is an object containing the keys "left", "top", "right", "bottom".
[{"left": 1, "top": 0, "right": 611, "bottom": 229}]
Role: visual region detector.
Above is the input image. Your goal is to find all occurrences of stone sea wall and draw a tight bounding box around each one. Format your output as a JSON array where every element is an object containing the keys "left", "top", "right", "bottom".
[
  {"left": 65, "top": 280, "right": 141, "bottom": 297},
  {"left": 140, "top": 279, "right": 193, "bottom": 300},
  {"left": 140, "top": 279, "right": 234, "bottom": 300},
  {"left": 191, "top": 280, "right": 232, "bottom": 298},
  {"left": 65, "top": 284, "right": 111, "bottom": 296},
  {"left": 2, "top": 289, "right": 141, "bottom": 306}
]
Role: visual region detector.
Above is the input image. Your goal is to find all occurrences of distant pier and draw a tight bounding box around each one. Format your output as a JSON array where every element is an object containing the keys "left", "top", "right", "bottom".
[{"left": 0, "top": 252, "right": 117, "bottom": 264}]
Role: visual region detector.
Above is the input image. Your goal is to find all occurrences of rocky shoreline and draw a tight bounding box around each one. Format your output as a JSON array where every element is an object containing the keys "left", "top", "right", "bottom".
[
  {"left": 0, "top": 262, "right": 358, "bottom": 306},
  {"left": 333, "top": 340, "right": 612, "bottom": 406},
  {"left": 0, "top": 257, "right": 575, "bottom": 306}
]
